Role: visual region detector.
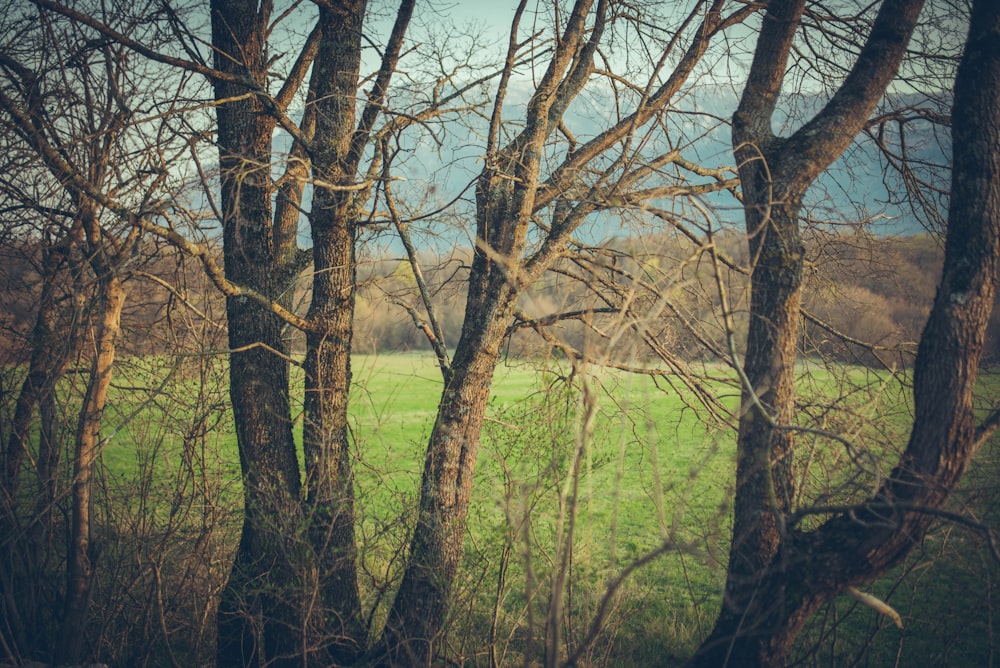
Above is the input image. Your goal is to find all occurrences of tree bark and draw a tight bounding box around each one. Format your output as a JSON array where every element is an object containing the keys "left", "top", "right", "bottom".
[
  {"left": 211, "top": 0, "right": 415, "bottom": 661},
  {"left": 301, "top": 180, "right": 366, "bottom": 662},
  {"left": 2, "top": 243, "right": 79, "bottom": 501},
  {"left": 373, "top": 0, "right": 597, "bottom": 649},
  {"left": 689, "top": 0, "right": 999, "bottom": 647},
  {"left": 0, "top": 243, "right": 86, "bottom": 647},
  {"left": 692, "top": 0, "right": 927, "bottom": 664},
  {"left": 296, "top": 1, "right": 416, "bottom": 661},
  {"left": 56, "top": 273, "right": 124, "bottom": 666},
  {"left": 379, "top": 249, "right": 519, "bottom": 665},
  {"left": 300, "top": 6, "right": 369, "bottom": 660},
  {"left": 803, "top": 0, "right": 1000, "bottom": 592},
  {"left": 374, "top": 0, "right": 750, "bottom": 659},
  {"left": 210, "top": 2, "right": 304, "bottom": 665}
]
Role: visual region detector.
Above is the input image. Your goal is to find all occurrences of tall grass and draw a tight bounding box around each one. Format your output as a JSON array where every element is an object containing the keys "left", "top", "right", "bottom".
[{"left": 4, "top": 353, "right": 997, "bottom": 666}]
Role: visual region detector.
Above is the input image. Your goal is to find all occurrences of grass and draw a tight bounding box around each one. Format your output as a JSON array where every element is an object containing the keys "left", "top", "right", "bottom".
[{"left": 6, "top": 353, "right": 998, "bottom": 666}]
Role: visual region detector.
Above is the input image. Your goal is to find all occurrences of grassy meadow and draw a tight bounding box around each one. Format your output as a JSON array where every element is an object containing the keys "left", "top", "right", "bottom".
[{"left": 12, "top": 353, "right": 999, "bottom": 665}]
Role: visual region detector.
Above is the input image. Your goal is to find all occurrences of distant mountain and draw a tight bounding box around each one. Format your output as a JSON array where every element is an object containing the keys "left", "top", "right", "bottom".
[
  {"left": 382, "top": 85, "right": 950, "bottom": 244},
  {"left": 263, "top": 86, "right": 950, "bottom": 255}
]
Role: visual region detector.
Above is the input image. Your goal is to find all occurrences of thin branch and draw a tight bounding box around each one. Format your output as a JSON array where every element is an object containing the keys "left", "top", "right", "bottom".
[
  {"left": 132, "top": 270, "right": 226, "bottom": 331},
  {"left": 564, "top": 540, "right": 693, "bottom": 667},
  {"left": 801, "top": 308, "right": 917, "bottom": 357},
  {"left": 383, "top": 149, "right": 452, "bottom": 383},
  {"left": 508, "top": 308, "right": 619, "bottom": 333},
  {"left": 32, "top": 0, "right": 244, "bottom": 85},
  {"left": 974, "top": 408, "right": 1000, "bottom": 452},
  {"left": 348, "top": 0, "right": 415, "bottom": 168}
]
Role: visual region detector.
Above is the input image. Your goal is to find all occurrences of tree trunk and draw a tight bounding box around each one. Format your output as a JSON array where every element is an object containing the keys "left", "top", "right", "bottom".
[
  {"left": 301, "top": 189, "right": 366, "bottom": 664},
  {"left": 688, "top": 534, "right": 841, "bottom": 668},
  {"left": 800, "top": 0, "right": 1000, "bottom": 598},
  {"left": 210, "top": 3, "right": 304, "bottom": 665},
  {"left": 296, "top": 2, "right": 371, "bottom": 662},
  {"left": 700, "top": 199, "right": 804, "bottom": 667},
  {"left": 216, "top": 301, "right": 303, "bottom": 667},
  {"left": 374, "top": 3, "right": 613, "bottom": 656},
  {"left": 1, "top": 245, "right": 83, "bottom": 663},
  {"left": 213, "top": 202, "right": 305, "bottom": 657},
  {"left": 34, "top": 376, "right": 63, "bottom": 538},
  {"left": 299, "top": 1, "right": 415, "bottom": 661},
  {"left": 2, "top": 245, "right": 78, "bottom": 501},
  {"left": 692, "top": 0, "right": 926, "bottom": 664},
  {"left": 56, "top": 274, "right": 124, "bottom": 666},
  {"left": 378, "top": 242, "right": 519, "bottom": 664}
]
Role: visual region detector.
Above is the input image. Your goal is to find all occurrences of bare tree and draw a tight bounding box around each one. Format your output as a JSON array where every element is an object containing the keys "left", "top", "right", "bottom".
[
  {"left": 0, "top": 2, "right": 196, "bottom": 663},
  {"left": 205, "top": 2, "right": 318, "bottom": 663},
  {"left": 689, "top": 0, "right": 1000, "bottom": 664},
  {"left": 208, "top": 0, "right": 433, "bottom": 662},
  {"left": 376, "top": 0, "right": 756, "bottom": 661},
  {"left": 26, "top": 1, "right": 459, "bottom": 662}
]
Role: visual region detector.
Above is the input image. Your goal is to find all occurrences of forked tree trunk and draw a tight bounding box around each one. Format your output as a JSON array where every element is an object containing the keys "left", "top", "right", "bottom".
[
  {"left": 2, "top": 245, "right": 77, "bottom": 500},
  {"left": 56, "top": 274, "right": 124, "bottom": 666},
  {"left": 373, "top": 0, "right": 734, "bottom": 658},
  {"left": 0, "top": 245, "right": 86, "bottom": 658},
  {"left": 212, "top": 0, "right": 413, "bottom": 662},
  {"left": 374, "top": 14, "right": 563, "bottom": 653},
  {"left": 691, "top": 0, "right": 998, "bottom": 665}
]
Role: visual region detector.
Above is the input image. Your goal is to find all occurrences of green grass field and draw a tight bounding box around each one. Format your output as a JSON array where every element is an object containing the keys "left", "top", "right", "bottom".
[{"left": 10, "top": 353, "right": 998, "bottom": 665}]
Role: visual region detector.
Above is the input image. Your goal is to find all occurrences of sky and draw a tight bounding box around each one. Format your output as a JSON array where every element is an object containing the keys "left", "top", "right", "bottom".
[{"left": 427, "top": 0, "right": 521, "bottom": 27}]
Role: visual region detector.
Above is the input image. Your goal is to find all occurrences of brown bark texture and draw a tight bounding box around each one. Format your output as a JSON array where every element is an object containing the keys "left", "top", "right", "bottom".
[
  {"left": 379, "top": 265, "right": 518, "bottom": 664},
  {"left": 2, "top": 243, "right": 81, "bottom": 502},
  {"left": 0, "top": 25, "right": 140, "bottom": 663},
  {"left": 210, "top": 2, "right": 305, "bottom": 665},
  {"left": 213, "top": 0, "right": 415, "bottom": 662},
  {"left": 57, "top": 273, "right": 125, "bottom": 665},
  {"left": 375, "top": 0, "right": 603, "bottom": 657},
  {"left": 299, "top": 1, "right": 371, "bottom": 662}
]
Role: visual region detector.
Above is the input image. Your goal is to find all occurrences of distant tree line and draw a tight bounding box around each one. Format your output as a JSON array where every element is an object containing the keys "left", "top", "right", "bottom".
[{"left": 6, "top": 233, "right": 996, "bottom": 368}]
